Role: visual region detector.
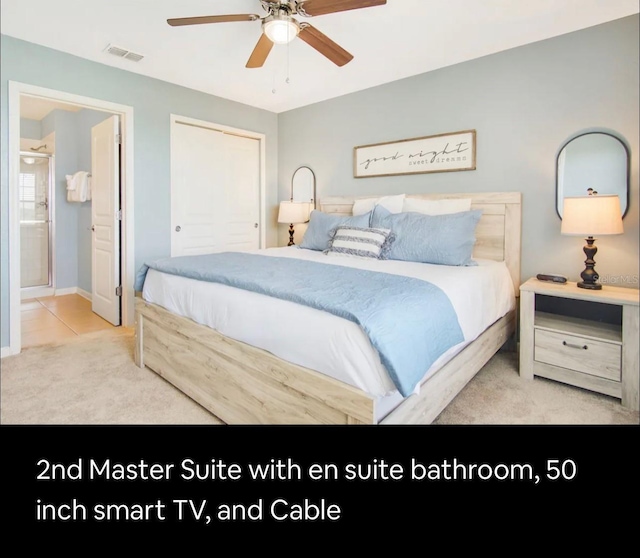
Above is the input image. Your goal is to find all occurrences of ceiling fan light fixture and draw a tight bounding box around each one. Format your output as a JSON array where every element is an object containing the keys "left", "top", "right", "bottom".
[{"left": 263, "top": 14, "right": 300, "bottom": 45}]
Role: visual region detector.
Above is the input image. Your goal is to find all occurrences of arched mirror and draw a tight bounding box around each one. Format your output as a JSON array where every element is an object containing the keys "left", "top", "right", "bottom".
[
  {"left": 291, "top": 166, "right": 316, "bottom": 208},
  {"left": 556, "top": 132, "right": 629, "bottom": 219}
]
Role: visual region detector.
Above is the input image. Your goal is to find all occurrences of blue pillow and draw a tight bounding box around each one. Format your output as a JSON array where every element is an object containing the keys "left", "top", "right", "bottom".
[
  {"left": 370, "top": 205, "right": 483, "bottom": 266},
  {"left": 299, "top": 210, "right": 372, "bottom": 251}
]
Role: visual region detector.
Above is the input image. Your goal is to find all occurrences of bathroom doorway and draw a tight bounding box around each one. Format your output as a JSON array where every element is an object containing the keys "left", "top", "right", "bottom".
[{"left": 6, "top": 81, "right": 135, "bottom": 357}]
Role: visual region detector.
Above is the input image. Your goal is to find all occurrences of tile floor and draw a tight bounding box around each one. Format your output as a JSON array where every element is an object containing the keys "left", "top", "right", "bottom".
[{"left": 21, "top": 294, "right": 116, "bottom": 348}]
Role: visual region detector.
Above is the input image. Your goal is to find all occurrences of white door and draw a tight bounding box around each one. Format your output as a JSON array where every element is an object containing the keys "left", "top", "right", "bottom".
[
  {"left": 171, "top": 122, "right": 260, "bottom": 257},
  {"left": 91, "top": 115, "right": 121, "bottom": 326},
  {"left": 171, "top": 123, "right": 225, "bottom": 256},
  {"left": 223, "top": 133, "right": 261, "bottom": 251}
]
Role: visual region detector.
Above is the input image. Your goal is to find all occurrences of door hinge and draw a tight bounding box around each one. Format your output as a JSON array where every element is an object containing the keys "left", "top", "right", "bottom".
[
  {"left": 116, "top": 134, "right": 122, "bottom": 144},
  {"left": 116, "top": 209, "right": 122, "bottom": 220},
  {"left": 115, "top": 285, "right": 123, "bottom": 297}
]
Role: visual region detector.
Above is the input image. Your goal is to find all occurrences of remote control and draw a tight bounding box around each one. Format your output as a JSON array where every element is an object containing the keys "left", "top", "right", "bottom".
[{"left": 536, "top": 273, "right": 567, "bottom": 284}]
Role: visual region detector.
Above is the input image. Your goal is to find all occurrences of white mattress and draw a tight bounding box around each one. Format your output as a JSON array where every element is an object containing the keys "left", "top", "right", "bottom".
[{"left": 142, "top": 246, "right": 515, "bottom": 418}]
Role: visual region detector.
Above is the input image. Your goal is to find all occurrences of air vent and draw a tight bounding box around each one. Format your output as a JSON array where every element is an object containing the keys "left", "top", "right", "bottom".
[
  {"left": 105, "top": 44, "right": 144, "bottom": 62},
  {"left": 123, "top": 51, "right": 144, "bottom": 62}
]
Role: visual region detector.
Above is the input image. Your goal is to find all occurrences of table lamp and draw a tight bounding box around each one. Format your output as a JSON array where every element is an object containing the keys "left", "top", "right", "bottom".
[
  {"left": 561, "top": 194, "right": 623, "bottom": 290},
  {"left": 278, "top": 201, "right": 310, "bottom": 246}
]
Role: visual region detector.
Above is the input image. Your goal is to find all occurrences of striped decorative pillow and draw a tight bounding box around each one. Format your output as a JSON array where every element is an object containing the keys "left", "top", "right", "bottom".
[{"left": 324, "top": 226, "right": 396, "bottom": 260}]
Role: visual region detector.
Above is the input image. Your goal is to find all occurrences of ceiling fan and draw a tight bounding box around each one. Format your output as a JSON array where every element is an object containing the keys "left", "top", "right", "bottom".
[{"left": 167, "top": 0, "right": 387, "bottom": 68}]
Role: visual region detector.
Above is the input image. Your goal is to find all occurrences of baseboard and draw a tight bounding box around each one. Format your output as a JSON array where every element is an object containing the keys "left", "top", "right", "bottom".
[
  {"left": 21, "top": 286, "right": 54, "bottom": 300},
  {"left": 20, "top": 286, "right": 93, "bottom": 301},
  {"left": 1, "top": 346, "right": 18, "bottom": 359},
  {"left": 54, "top": 287, "right": 78, "bottom": 296},
  {"left": 76, "top": 288, "right": 92, "bottom": 301}
]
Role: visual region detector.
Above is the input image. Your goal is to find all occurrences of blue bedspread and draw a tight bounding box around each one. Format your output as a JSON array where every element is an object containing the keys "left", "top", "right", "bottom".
[{"left": 135, "top": 252, "right": 464, "bottom": 397}]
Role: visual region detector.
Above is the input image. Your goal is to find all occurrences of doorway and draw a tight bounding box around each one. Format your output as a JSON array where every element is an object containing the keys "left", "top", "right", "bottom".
[
  {"left": 7, "top": 81, "right": 135, "bottom": 356},
  {"left": 18, "top": 96, "right": 121, "bottom": 324}
]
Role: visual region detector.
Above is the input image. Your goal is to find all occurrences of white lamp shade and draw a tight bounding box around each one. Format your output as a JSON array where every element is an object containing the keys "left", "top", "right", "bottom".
[
  {"left": 278, "top": 201, "right": 309, "bottom": 224},
  {"left": 561, "top": 195, "right": 623, "bottom": 236},
  {"left": 263, "top": 16, "right": 300, "bottom": 44}
]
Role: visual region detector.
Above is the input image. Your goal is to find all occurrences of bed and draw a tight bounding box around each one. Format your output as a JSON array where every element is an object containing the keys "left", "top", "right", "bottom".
[{"left": 134, "top": 192, "right": 522, "bottom": 424}]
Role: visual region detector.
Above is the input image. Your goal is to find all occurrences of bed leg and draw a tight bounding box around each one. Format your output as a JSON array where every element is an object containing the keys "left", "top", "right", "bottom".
[{"left": 134, "top": 311, "right": 144, "bottom": 368}]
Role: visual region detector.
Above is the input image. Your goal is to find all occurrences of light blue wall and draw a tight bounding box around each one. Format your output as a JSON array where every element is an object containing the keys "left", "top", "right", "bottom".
[
  {"left": 43, "top": 109, "right": 80, "bottom": 289},
  {"left": 278, "top": 15, "right": 639, "bottom": 286},
  {"left": 20, "top": 117, "right": 41, "bottom": 140},
  {"left": 34, "top": 107, "right": 111, "bottom": 292},
  {"left": 1, "top": 34, "right": 279, "bottom": 348}
]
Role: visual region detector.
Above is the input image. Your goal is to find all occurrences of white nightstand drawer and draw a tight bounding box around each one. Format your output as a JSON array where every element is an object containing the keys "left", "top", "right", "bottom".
[{"left": 534, "top": 329, "right": 621, "bottom": 381}]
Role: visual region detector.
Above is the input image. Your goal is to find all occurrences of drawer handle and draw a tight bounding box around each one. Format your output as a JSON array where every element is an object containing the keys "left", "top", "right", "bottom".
[{"left": 563, "top": 341, "right": 588, "bottom": 350}]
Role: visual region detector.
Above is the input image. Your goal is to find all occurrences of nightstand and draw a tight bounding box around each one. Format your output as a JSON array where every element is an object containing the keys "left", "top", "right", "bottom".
[{"left": 519, "top": 278, "right": 639, "bottom": 411}]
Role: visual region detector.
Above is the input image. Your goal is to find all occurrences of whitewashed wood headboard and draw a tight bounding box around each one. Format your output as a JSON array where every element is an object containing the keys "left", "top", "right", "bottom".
[{"left": 319, "top": 192, "right": 522, "bottom": 293}]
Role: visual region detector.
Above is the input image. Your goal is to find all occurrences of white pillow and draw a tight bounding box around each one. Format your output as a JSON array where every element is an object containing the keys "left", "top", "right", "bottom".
[
  {"left": 402, "top": 197, "right": 472, "bottom": 215},
  {"left": 352, "top": 194, "right": 405, "bottom": 216}
]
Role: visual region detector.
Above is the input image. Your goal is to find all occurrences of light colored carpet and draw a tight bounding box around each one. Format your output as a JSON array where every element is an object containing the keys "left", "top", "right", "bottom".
[
  {"left": 1, "top": 328, "right": 221, "bottom": 425},
  {"left": 1, "top": 328, "right": 638, "bottom": 425}
]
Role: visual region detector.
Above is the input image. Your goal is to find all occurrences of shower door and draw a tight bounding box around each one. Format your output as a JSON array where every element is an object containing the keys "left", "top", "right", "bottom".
[{"left": 20, "top": 153, "right": 52, "bottom": 289}]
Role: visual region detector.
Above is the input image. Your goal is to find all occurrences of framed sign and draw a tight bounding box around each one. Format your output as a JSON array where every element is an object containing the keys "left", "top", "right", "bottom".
[{"left": 353, "top": 129, "right": 476, "bottom": 178}]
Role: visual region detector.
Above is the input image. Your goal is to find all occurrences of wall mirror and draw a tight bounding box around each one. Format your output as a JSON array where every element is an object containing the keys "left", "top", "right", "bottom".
[
  {"left": 291, "top": 166, "right": 316, "bottom": 208},
  {"left": 556, "top": 132, "right": 629, "bottom": 218}
]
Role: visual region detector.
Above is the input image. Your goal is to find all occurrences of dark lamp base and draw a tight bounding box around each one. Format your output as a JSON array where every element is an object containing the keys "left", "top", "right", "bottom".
[
  {"left": 577, "top": 281, "right": 602, "bottom": 290},
  {"left": 577, "top": 236, "right": 602, "bottom": 290}
]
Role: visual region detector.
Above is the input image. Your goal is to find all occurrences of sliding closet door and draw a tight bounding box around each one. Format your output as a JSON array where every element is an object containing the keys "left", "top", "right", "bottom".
[
  {"left": 171, "top": 123, "right": 225, "bottom": 256},
  {"left": 171, "top": 121, "right": 261, "bottom": 257},
  {"left": 222, "top": 133, "right": 261, "bottom": 251}
]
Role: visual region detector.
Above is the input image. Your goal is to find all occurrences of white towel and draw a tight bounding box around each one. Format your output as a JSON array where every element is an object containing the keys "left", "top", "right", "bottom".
[{"left": 65, "top": 171, "right": 91, "bottom": 202}]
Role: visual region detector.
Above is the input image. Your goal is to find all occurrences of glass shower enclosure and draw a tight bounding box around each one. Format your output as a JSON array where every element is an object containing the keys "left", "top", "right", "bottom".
[{"left": 20, "top": 152, "right": 53, "bottom": 290}]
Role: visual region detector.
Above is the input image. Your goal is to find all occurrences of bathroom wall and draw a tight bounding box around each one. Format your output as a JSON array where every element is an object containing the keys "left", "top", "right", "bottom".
[
  {"left": 20, "top": 117, "right": 41, "bottom": 141},
  {"left": 40, "top": 108, "right": 78, "bottom": 289}
]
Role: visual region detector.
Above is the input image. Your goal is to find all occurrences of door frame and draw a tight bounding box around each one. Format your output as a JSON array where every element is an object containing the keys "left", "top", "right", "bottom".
[
  {"left": 170, "top": 114, "right": 267, "bottom": 254},
  {"left": 6, "top": 81, "right": 135, "bottom": 356}
]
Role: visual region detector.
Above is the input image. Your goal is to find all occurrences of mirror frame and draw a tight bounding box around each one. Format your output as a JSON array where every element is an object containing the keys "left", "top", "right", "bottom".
[
  {"left": 555, "top": 131, "right": 630, "bottom": 220},
  {"left": 291, "top": 166, "right": 316, "bottom": 209}
]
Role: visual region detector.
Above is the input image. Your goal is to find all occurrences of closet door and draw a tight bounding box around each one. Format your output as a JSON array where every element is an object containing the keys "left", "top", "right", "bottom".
[
  {"left": 171, "top": 123, "right": 225, "bottom": 257},
  {"left": 171, "top": 122, "right": 261, "bottom": 257},
  {"left": 222, "top": 133, "right": 261, "bottom": 251}
]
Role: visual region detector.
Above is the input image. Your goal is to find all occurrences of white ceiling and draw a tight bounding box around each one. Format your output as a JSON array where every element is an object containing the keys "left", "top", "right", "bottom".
[
  {"left": 20, "top": 95, "right": 83, "bottom": 120},
  {"left": 2, "top": 0, "right": 638, "bottom": 113}
]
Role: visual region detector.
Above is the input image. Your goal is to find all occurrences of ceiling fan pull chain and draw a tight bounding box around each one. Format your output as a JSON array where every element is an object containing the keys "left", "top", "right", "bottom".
[{"left": 286, "top": 34, "right": 291, "bottom": 84}]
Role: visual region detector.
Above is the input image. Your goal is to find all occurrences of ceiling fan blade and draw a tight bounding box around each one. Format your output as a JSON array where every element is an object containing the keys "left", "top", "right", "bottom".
[
  {"left": 297, "top": 0, "right": 386, "bottom": 17},
  {"left": 167, "top": 14, "right": 260, "bottom": 27},
  {"left": 246, "top": 34, "right": 274, "bottom": 68},
  {"left": 298, "top": 24, "right": 353, "bottom": 66}
]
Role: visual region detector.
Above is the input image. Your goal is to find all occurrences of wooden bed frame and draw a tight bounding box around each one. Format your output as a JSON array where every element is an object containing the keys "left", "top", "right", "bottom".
[{"left": 134, "top": 192, "right": 522, "bottom": 424}]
